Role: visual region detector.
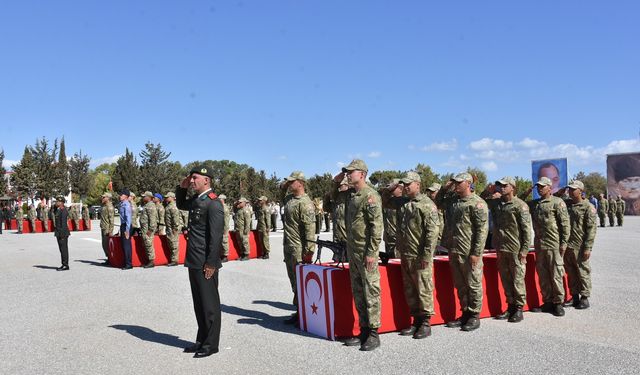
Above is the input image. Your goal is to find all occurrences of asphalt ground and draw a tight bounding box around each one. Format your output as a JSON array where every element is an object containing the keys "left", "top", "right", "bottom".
[{"left": 1, "top": 217, "right": 639, "bottom": 374}]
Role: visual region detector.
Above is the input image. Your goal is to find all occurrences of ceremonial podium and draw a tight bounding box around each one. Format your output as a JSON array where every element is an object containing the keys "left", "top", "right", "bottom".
[
  {"left": 296, "top": 252, "right": 569, "bottom": 340},
  {"left": 107, "top": 230, "right": 264, "bottom": 267},
  {"left": 4, "top": 219, "right": 89, "bottom": 233}
]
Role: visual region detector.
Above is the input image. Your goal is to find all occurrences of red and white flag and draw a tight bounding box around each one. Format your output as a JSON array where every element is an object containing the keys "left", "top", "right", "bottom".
[{"left": 296, "top": 264, "right": 337, "bottom": 340}]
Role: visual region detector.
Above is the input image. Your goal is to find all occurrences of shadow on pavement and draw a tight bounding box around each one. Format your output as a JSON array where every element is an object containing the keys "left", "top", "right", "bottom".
[
  {"left": 252, "top": 300, "right": 296, "bottom": 311},
  {"left": 109, "top": 324, "right": 191, "bottom": 349},
  {"left": 221, "top": 304, "right": 314, "bottom": 337},
  {"left": 33, "top": 265, "right": 59, "bottom": 270},
  {"left": 74, "top": 259, "right": 110, "bottom": 267}
]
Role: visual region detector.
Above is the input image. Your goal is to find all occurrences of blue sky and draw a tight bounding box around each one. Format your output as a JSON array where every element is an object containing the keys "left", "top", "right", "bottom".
[{"left": 1, "top": 0, "right": 639, "bottom": 182}]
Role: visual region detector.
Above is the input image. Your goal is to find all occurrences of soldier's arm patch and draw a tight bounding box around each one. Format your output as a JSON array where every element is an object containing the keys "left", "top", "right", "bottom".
[{"left": 521, "top": 204, "right": 529, "bottom": 211}]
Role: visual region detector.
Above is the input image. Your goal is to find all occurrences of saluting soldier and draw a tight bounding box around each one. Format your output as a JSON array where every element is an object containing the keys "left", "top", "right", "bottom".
[
  {"left": 281, "top": 171, "right": 316, "bottom": 326},
  {"left": 256, "top": 196, "right": 272, "bottom": 259},
  {"left": 27, "top": 204, "right": 37, "bottom": 232},
  {"left": 530, "top": 177, "right": 571, "bottom": 317},
  {"left": 176, "top": 165, "right": 225, "bottom": 357},
  {"left": 439, "top": 173, "right": 489, "bottom": 332},
  {"left": 597, "top": 193, "right": 608, "bottom": 228},
  {"left": 616, "top": 196, "right": 625, "bottom": 226},
  {"left": 99, "top": 193, "right": 115, "bottom": 263},
  {"left": 396, "top": 172, "right": 439, "bottom": 339},
  {"left": 233, "top": 198, "right": 252, "bottom": 260},
  {"left": 218, "top": 195, "right": 230, "bottom": 262},
  {"left": 140, "top": 191, "right": 158, "bottom": 268},
  {"left": 54, "top": 196, "right": 71, "bottom": 271},
  {"left": 426, "top": 183, "right": 444, "bottom": 244},
  {"left": 330, "top": 176, "right": 350, "bottom": 246},
  {"left": 563, "top": 180, "right": 596, "bottom": 310},
  {"left": 607, "top": 195, "right": 617, "bottom": 227},
  {"left": 339, "top": 159, "right": 384, "bottom": 351},
  {"left": 488, "top": 177, "right": 532, "bottom": 323},
  {"left": 165, "top": 192, "right": 183, "bottom": 266},
  {"left": 154, "top": 193, "right": 166, "bottom": 235}
]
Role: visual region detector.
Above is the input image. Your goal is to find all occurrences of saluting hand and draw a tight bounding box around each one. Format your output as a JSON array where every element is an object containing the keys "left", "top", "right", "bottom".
[{"left": 180, "top": 176, "right": 191, "bottom": 189}]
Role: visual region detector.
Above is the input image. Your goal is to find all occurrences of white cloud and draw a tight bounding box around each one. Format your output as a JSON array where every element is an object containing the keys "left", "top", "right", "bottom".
[
  {"left": 276, "top": 155, "right": 287, "bottom": 160},
  {"left": 518, "top": 137, "right": 547, "bottom": 149},
  {"left": 469, "top": 138, "right": 513, "bottom": 151},
  {"left": 442, "top": 157, "right": 464, "bottom": 169},
  {"left": 90, "top": 154, "right": 122, "bottom": 168},
  {"left": 602, "top": 139, "right": 640, "bottom": 155},
  {"left": 407, "top": 145, "right": 416, "bottom": 151},
  {"left": 422, "top": 139, "right": 458, "bottom": 152},
  {"left": 368, "top": 151, "right": 381, "bottom": 158},
  {"left": 481, "top": 161, "right": 498, "bottom": 171}
]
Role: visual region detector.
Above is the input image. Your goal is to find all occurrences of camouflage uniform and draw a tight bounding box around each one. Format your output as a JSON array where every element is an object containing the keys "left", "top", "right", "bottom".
[
  {"left": 381, "top": 179, "right": 402, "bottom": 259},
  {"left": 565, "top": 195, "right": 596, "bottom": 301},
  {"left": 15, "top": 206, "right": 23, "bottom": 233},
  {"left": 42, "top": 205, "right": 50, "bottom": 232},
  {"left": 426, "top": 183, "right": 444, "bottom": 244},
  {"left": 140, "top": 195, "right": 158, "bottom": 263},
  {"left": 488, "top": 178, "right": 532, "bottom": 311},
  {"left": 330, "top": 178, "right": 350, "bottom": 244},
  {"left": 130, "top": 196, "right": 139, "bottom": 235},
  {"left": 82, "top": 205, "right": 90, "bottom": 230},
  {"left": 233, "top": 200, "right": 252, "bottom": 258},
  {"left": 345, "top": 183, "right": 383, "bottom": 329},
  {"left": 282, "top": 176, "right": 316, "bottom": 306},
  {"left": 156, "top": 201, "right": 166, "bottom": 235},
  {"left": 27, "top": 205, "right": 37, "bottom": 232},
  {"left": 616, "top": 197, "right": 625, "bottom": 226},
  {"left": 396, "top": 190, "right": 439, "bottom": 320},
  {"left": 597, "top": 196, "right": 608, "bottom": 227},
  {"left": 256, "top": 198, "right": 272, "bottom": 257},
  {"left": 440, "top": 179, "right": 489, "bottom": 317},
  {"left": 100, "top": 198, "right": 115, "bottom": 258},
  {"left": 70, "top": 205, "right": 80, "bottom": 230},
  {"left": 164, "top": 194, "right": 183, "bottom": 263},
  {"left": 607, "top": 197, "right": 617, "bottom": 227},
  {"left": 221, "top": 202, "right": 230, "bottom": 258},
  {"left": 531, "top": 191, "right": 570, "bottom": 305},
  {"left": 180, "top": 210, "right": 190, "bottom": 231}
]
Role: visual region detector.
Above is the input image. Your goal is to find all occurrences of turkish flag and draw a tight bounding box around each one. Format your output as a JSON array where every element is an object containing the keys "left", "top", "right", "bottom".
[{"left": 296, "top": 264, "right": 337, "bottom": 340}]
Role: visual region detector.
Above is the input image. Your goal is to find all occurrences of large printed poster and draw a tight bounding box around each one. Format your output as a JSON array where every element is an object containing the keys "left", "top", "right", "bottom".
[
  {"left": 607, "top": 152, "right": 640, "bottom": 215},
  {"left": 531, "top": 158, "right": 568, "bottom": 199}
]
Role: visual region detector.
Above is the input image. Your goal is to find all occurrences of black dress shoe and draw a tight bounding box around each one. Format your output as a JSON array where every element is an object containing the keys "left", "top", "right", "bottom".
[
  {"left": 121, "top": 265, "right": 133, "bottom": 270},
  {"left": 194, "top": 347, "right": 218, "bottom": 357},
  {"left": 167, "top": 261, "right": 178, "bottom": 266},
  {"left": 575, "top": 296, "right": 590, "bottom": 310},
  {"left": 239, "top": 256, "right": 249, "bottom": 261},
  {"left": 184, "top": 342, "right": 202, "bottom": 353},
  {"left": 284, "top": 313, "right": 299, "bottom": 325},
  {"left": 261, "top": 254, "right": 270, "bottom": 259},
  {"left": 221, "top": 257, "right": 228, "bottom": 263},
  {"left": 143, "top": 262, "right": 155, "bottom": 268},
  {"left": 56, "top": 265, "right": 70, "bottom": 271}
]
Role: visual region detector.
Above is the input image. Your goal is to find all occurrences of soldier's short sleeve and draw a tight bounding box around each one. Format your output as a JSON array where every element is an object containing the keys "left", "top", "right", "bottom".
[
  {"left": 556, "top": 199, "right": 570, "bottom": 248},
  {"left": 583, "top": 204, "right": 597, "bottom": 251}
]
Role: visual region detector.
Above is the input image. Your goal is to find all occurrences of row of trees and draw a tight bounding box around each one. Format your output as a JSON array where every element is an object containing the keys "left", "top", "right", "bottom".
[{"left": 2, "top": 137, "right": 609, "bottom": 207}]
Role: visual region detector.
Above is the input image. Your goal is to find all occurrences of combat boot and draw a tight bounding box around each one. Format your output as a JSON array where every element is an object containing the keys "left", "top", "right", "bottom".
[
  {"left": 508, "top": 306, "right": 524, "bottom": 323},
  {"left": 400, "top": 316, "right": 423, "bottom": 336},
  {"left": 575, "top": 296, "right": 590, "bottom": 310},
  {"left": 360, "top": 328, "right": 380, "bottom": 351},
  {"left": 284, "top": 312, "right": 298, "bottom": 325},
  {"left": 552, "top": 303, "right": 565, "bottom": 317},
  {"left": 413, "top": 318, "right": 431, "bottom": 339},
  {"left": 564, "top": 294, "right": 579, "bottom": 307},
  {"left": 461, "top": 314, "right": 480, "bottom": 331},
  {"left": 495, "top": 304, "right": 514, "bottom": 320},
  {"left": 344, "top": 327, "right": 367, "bottom": 347},
  {"left": 445, "top": 311, "right": 469, "bottom": 328}
]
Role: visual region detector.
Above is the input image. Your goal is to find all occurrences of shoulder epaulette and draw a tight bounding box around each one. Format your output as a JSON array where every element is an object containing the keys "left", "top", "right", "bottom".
[{"left": 208, "top": 192, "right": 218, "bottom": 200}]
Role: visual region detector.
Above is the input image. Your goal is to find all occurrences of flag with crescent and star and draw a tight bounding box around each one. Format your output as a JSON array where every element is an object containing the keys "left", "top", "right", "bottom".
[{"left": 296, "top": 264, "right": 337, "bottom": 340}]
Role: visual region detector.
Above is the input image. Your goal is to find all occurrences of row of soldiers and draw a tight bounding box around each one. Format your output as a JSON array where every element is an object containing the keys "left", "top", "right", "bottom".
[
  {"left": 596, "top": 194, "right": 625, "bottom": 227},
  {"left": 280, "top": 159, "right": 599, "bottom": 351},
  {"left": 3, "top": 202, "right": 90, "bottom": 234}
]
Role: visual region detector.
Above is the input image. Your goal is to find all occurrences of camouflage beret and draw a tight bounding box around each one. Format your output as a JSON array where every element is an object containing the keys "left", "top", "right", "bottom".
[
  {"left": 165, "top": 192, "right": 176, "bottom": 198},
  {"left": 400, "top": 172, "right": 421, "bottom": 185},
  {"left": 451, "top": 172, "right": 473, "bottom": 183},
  {"left": 142, "top": 191, "right": 154, "bottom": 198},
  {"left": 258, "top": 196, "right": 268, "bottom": 201},
  {"left": 536, "top": 177, "right": 552, "bottom": 187},
  {"left": 285, "top": 171, "right": 306, "bottom": 182},
  {"left": 101, "top": 192, "right": 113, "bottom": 198},
  {"left": 567, "top": 180, "right": 584, "bottom": 190},
  {"left": 496, "top": 176, "right": 516, "bottom": 187},
  {"left": 426, "top": 182, "right": 442, "bottom": 192}
]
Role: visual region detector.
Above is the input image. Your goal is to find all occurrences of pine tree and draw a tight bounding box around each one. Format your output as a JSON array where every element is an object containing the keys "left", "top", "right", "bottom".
[
  {"left": 112, "top": 148, "right": 140, "bottom": 194},
  {"left": 69, "top": 150, "right": 93, "bottom": 201},
  {"left": 53, "top": 137, "right": 70, "bottom": 197},
  {"left": 11, "top": 146, "right": 38, "bottom": 202},
  {"left": 0, "top": 149, "right": 7, "bottom": 195},
  {"left": 138, "top": 142, "right": 182, "bottom": 195}
]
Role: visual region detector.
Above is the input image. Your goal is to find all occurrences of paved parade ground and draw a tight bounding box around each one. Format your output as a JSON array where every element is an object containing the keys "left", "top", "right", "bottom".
[{"left": 1, "top": 218, "right": 640, "bottom": 374}]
